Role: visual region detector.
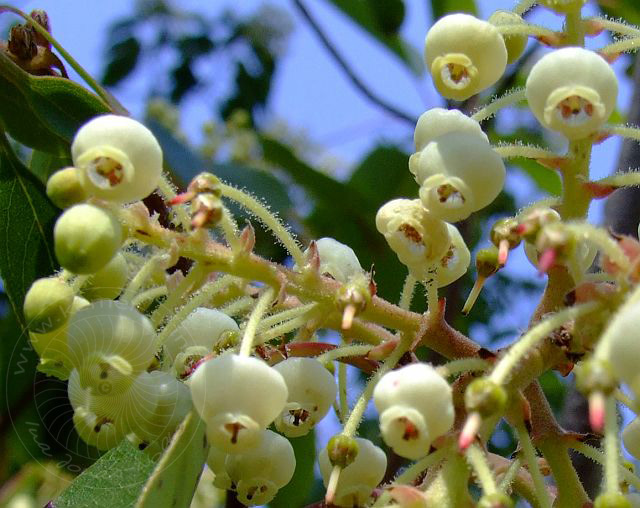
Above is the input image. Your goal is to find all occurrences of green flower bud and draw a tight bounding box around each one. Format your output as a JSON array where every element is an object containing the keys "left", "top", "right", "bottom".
[
  {"left": 477, "top": 492, "right": 515, "bottom": 508},
  {"left": 23, "top": 277, "right": 74, "bottom": 334},
  {"left": 46, "top": 167, "right": 87, "bottom": 209},
  {"left": 326, "top": 434, "right": 359, "bottom": 468},
  {"left": 54, "top": 204, "right": 123, "bottom": 274},
  {"left": 594, "top": 492, "right": 632, "bottom": 508},
  {"left": 476, "top": 247, "right": 501, "bottom": 279},
  {"left": 488, "top": 10, "right": 527, "bottom": 64},
  {"left": 464, "top": 378, "right": 508, "bottom": 418},
  {"left": 490, "top": 218, "right": 521, "bottom": 251},
  {"left": 81, "top": 252, "right": 128, "bottom": 300},
  {"left": 574, "top": 359, "right": 616, "bottom": 396}
]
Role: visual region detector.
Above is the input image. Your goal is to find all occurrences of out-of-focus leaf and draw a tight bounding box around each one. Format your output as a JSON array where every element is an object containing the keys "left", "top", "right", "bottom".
[
  {"left": 0, "top": 53, "right": 110, "bottom": 153},
  {"left": 29, "top": 150, "right": 72, "bottom": 185},
  {"left": 271, "top": 431, "right": 316, "bottom": 508},
  {"left": 135, "top": 412, "right": 208, "bottom": 508},
  {"left": 430, "top": 0, "right": 477, "bottom": 20},
  {"left": 326, "top": 0, "right": 422, "bottom": 74},
  {"left": 0, "top": 132, "right": 58, "bottom": 329},
  {"left": 539, "top": 370, "right": 566, "bottom": 414},
  {"left": 510, "top": 157, "right": 562, "bottom": 196},
  {"left": 102, "top": 36, "right": 142, "bottom": 87},
  {"left": 54, "top": 441, "right": 155, "bottom": 508},
  {"left": 598, "top": 0, "right": 640, "bottom": 26}
]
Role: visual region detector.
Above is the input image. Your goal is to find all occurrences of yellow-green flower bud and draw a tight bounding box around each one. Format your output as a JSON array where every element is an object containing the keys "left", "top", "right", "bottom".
[
  {"left": 326, "top": 434, "right": 359, "bottom": 468},
  {"left": 464, "top": 378, "right": 508, "bottom": 418},
  {"left": 425, "top": 14, "right": 507, "bottom": 101},
  {"left": 23, "top": 277, "right": 74, "bottom": 334},
  {"left": 81, "top": 252, "right": 128, "bottom": 301},
  {"left": 526, "top": 47, "right": 618, "bottom": 140},
  {"left": 46, "top": 167, "right": 87, "bottom": 209},
  {"left": 478, "top": 492, "right": 515, "bottom": 508},
  {"left": 488, "top": 10, "right": 527, "bottom": 64},
  {"left": 54, "top": 204, "right": 123, "bottom": 274},
  {"left": 594, "top": 492, "right": 632, "bottom": 508}
]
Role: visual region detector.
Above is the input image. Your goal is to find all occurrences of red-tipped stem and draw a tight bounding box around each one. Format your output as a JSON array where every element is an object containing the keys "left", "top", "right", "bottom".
[
  {"left": 498, "top": 239, "right": 510, "bottom": 267},
  {"left": 459, "top": 412, "right": 482, "bottom": 451},
  {"left": 588, "top": 391, "right": 606, "bottom": 434}
]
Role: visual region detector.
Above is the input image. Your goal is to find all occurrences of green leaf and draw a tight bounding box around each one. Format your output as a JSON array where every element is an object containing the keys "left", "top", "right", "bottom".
[
  {"left": 598, "top": 0, "right": 640, "bottom": 26},
  {"left": 29, "top": 150, "right": 72, "bottom": 185},
  {"left": 136, "top": 412, "right": 208, "bottom": 508},
  {"left": 325, "top": 0, "right": 422, "bottom": 74},
  {"left": 102, "top": 36, "right": 142, "bottom": 87},
  {"left": 0, "top": 132, "right": 58, "bottom": 329},
  {"left": 55, "top": 440, "right": 156, "bottom": 508},
  {"left": 430, "top": 0, "right": 477, "bottom": 20},
  {"left": 0, "top": 53, "right": 110, "bottom": 153},
  {"left": 510, "top": 157, "right": 562, "bottom": 197},
  {"left": 271, "top": 432, "right": 317, "bottom": 508}
]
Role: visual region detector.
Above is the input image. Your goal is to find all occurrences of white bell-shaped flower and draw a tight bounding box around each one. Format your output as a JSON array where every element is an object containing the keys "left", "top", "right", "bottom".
[
  {"left": 225, "top": 429, "right": 296, "bottom": 506},
  {"left": 425, "top": 14, "right": 507, "bottom": 101},
  {"left": 376, "top": 198, "right": 451, "bottom": 272},
  {"left": 67, "top": 300, "right": 157, "bottom": 396},
  {"left": 299, "top": 237, "right": 364, "bottom": 283},
  {"left": 207, "top": 445, "right": 233, "bottom": 490},
  {"left": 373, "top": 363, "right": 454, "bottom": 459},
  {"left": 54, "top": 204, "right": 123, "bottom": 275},
  {"left": 623, "top": 417, "right": 640, "bottom": 460},
  {"left": 319, "top": 437, "right": 387, "bottom": 508},
  {"left": 526, "top": 47, "right": 618, "bottom": 140},
  {"left": 72, "top": 114, "right": 163, "bottom": 203},
  {"left": 164, "top": 307, "right": 239, "bottom": 363},
  {"left": 412, "top": 108, "right": 487, "bottom": 153},
  {"left": 272, "top": 357, "right": 337, "bottom": 437},
  {"left": 415, "top": 132, "right": 505, "bottom": 223},
  {"left": 72, "top": 406, "right": 126, "bottom": 451},
  {"left": 188, "top": 353, "right": 288, "bottom": 453}
]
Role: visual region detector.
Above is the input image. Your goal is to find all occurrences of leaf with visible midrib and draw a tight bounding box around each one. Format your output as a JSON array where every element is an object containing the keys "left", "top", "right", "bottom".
[
  {"left": 54, "top": 440, "right": 156, "bottom": 508},
  {"left": 0, "top": 131, "right": 58, "bottom": 328}
]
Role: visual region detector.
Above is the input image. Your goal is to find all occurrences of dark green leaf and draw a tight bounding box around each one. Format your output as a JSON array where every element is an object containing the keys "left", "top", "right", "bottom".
[
  {"left": 326, "top": 0, "right": 422, "bottom": 73},
  {"left": 597, "top": 0, "right": 640, "bottom": 26},
  {"left": 135, "top": 412, "right": 208, "bottom": 508},
  {"left": 29, "top": 150, "right": 72, "bottom": 185},
  {"left": 271, "top": 432, "right": 316, "bottom": 508},
  {"left": 102, "top": 37, "right": 142, "bottom": 87},
  {"left": 0, "top": 53, "right": 110, "bottom": 153},
  {"left": 55, "top": 440, "right": 155, "bottom": 508},
  {"left": 430, "top": 0, "right": 477, "bottom": 21},
  {"left": 509, "top": 157, "right": 562, "bottom": 197},
  {"left": 0, "top": 132, "right": 58, "bottom": 328}
]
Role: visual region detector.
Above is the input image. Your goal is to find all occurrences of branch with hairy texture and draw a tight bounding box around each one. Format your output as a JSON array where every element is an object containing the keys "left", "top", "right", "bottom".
[{"left": 292, "top": 0, "right": 417, "bottom": 126}]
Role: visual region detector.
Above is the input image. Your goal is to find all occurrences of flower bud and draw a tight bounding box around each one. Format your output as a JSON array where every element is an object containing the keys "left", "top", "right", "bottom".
[
  {"left": 72, "top": 114, "right": 163, "bottom": 203},
  {"left": 273, "top": 357, "right": 337, "bottom": 437},
  {"left": 416, "top": 133, "right": 505, "bottom": 222},
  {"left": 30, "top": 296, "right": 89, "bottom": 378},
  {"left": 425, "top": 14, "right": 507, "bottom": 101},
  {"left": 594, "top": 492, "right": 632, "bottom": 508},
  {"left": 164, "top": 307, "right": 239, "bottom": 364},
  {"left": 46, "top": 167, "right": 87, "bottom": 209},
  {"left": 412, "top": 108, "right": 487, "bottom": 153},
  {"left": 464, "top": 378, "right": 508, "bottom": 418},
  {"left": 81, "top": 252, "right": 128, "bottom": 301},
  {"left": 488, "top": 10, "right": 527, "bottom": 64},
  {"left": 574, "top": 359, "right": 616, "bottom": 396},
  {"left": 478, "top": 492, "right": 515, "bottom": 508},
  {"left": 326, "top": 434, "right": 359, "bottom": 468},
  {"left": 23, "top": 277, "right": 74, "bottom": 334},
  {"left": 373, "top": 363, "right": 454, "bottom": 459},
  {"left": 526, "top": 47, "right": 618, "bottom": 140},
  {"left": 300, "top": 237, "right": 364, "bottom": 283},
  {"left": 188, "top": 353, "right": 288, "bottom": 453},
  {"left": 319, "top": 437, "right": 387, "bottom": 508},
  {"left": 225, "top": 429, "right": 296, "bottom": 506},
  {"left": 54, "top": 204, "right": 123, "bottom": 274}
]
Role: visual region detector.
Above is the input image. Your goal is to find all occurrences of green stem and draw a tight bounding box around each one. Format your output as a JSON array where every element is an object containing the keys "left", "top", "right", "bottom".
[
  {"left": 537, "top": 440, "right": 589, "bottom": 507},
  {"left": 605, "top": 124, "right": 640, "bottom": 142},
  {"left": 398, "top": 272, "right": 416, "bottom": 311},
  {"left": 603, "top": 396, "right": 621, "bottom": 494},
  {"left": 0, "top": 6, "right": 125, "bottom": 113},
  {"left": 571, "top": 441, "right": 640, "bottom": 491},
  {"left": 258, "top": 302, "right": 318, "bottom": 330},
  {"left": 156, "top": 175, "right": 191, "bottom": 231},
  {"left": 239, "top": 287, "right": 275, "bottom": 356},
  {"left": 465, "top": 444, "right": 497, "bottom": 495},
  {"left": 558, "top": 139, "right": 593, "bottom": 220},
  {"left": 218, "top": 296, "right": 254, "bottom": 317},
  {"left": 131, "top": 286, "right": 167, "bottom": 310},
  {"left": 342, "top": 333, "right": 413, "bottom": 437},
  {"left": 120, "top": 253, "right": 168, "bottom": 304},
  {"left": 586, "top": 16, "right": 640, "bottom": 38},
  {"left": 150, "top": 263, "right": 207, "bottom": 327},
  {"left": 338, "top": 361, "right": 348, "bottom": 424},
  {"left": 316, "top": 344, "right": 374, "bottom": 364},
  {"left": 495, "top": 23, "right": 558, "bottom": 39},
  {"left": 515, "top": 425, "right": 552, "bottom": 508},
  {"left": 497, "top": 456, "right": 522, "bottom": 492},
  {"left": 513, "top": 0, "right": 537, "bottom": 16},
  {"left": 436, "top": 357, "right": 489, "bottom": 378},
  {"left": 600, "top": 37, "right": 640, "bottom": 57},
  {"left": 220, "top": 183, "right": 305, "bottom": 266},
  {"left": 564, "top": 7, "right": 585, "bottom": 47},
  {"left": 218, "top": 205, "right": 241, "bottom": 252},
  {"left": 494, "top": 143, "right": 560, "bottom": 161},
  {"left": 563, "top": 222, "right": 631, "bottom": 273},
  {"left": 471, "top": 88, "right": 526, "bottom": 123}
]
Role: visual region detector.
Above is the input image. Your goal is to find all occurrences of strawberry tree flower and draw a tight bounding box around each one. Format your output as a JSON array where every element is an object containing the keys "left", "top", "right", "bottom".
[
  {"left": 488, "top": 10, "right": 528, "bottom": 64},
  {"left": 414, "top": 132, "right": 505, "bottom": 223},
  {"left": 303, "top": 237, "right": 364, "bottom": 283},
  {"left": 23, "top": 276, "right": 74, "bottom": 334},
  {"left": 433, "top": 223, "right": 471, "bottom": 288},
  {"left": 71, "top": 114, "right": 163, "bottom": 203},
  {"left": 412, "top": 107, "right": 487, "bottom": 153},
  {"left": 425, "top": 14, "right": 507, "bottom": 101},
  {"left": 272, "top": 357, "right": 337, "bottom": 437},
  {"left": 319, "top": 437, "right": 387, "bottom": 507},
  {"left": 526, "top": 47, "right": 618, "bottom": 140},
  {"left": 375, "top": 198, "right": 451, "bottom": 272},
  {"left": 373, "top": 363, "right": 454, "bottom": 459},
  {"left": 224, "top": 429, "right": 296, "bottom": 506},
  {"left": 188, "top": 353, "right": 288, "bottom": 453}
]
